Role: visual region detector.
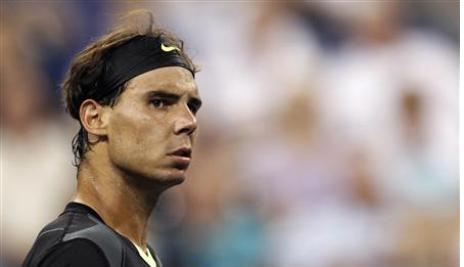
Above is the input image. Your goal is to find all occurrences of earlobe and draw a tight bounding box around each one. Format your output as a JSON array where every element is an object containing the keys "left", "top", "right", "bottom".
[{"left": 79, "top": 99, "right": 109, "bottom": 138}]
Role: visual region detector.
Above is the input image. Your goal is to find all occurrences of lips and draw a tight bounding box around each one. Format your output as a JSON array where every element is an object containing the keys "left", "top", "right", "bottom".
[
  {"left": 168, "top": 147, "right": 192, "bottom": 158},
  {"left": 167, "top": 147, "right": 192, "bottom": 170}
]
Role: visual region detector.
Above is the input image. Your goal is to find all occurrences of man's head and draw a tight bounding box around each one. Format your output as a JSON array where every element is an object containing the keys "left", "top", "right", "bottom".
[{"left": 62, "top": 10, "right": 201, "bottom": 186}]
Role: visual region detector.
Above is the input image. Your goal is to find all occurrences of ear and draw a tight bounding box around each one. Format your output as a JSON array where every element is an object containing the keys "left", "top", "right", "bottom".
[{"left": 79, "top": 99, "right": 111, "bottom": 140}]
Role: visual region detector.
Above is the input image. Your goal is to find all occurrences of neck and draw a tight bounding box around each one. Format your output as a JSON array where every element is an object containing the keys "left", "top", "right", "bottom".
[{"left": 73, "top": 154, "right": 162, "bottom": 249}]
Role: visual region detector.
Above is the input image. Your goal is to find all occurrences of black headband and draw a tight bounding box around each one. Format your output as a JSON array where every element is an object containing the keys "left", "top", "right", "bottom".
[{"left": 90, "top": 35, "right": 195, "bottom": 101}]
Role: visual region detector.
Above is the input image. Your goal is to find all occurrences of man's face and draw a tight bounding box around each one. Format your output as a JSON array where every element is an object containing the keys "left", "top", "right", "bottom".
[{"left": 106, "top": 66, "right": 201, "bottom": 187}]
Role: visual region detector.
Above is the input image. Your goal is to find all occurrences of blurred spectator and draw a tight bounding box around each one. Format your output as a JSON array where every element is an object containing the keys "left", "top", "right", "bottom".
[
  {"left": 1, "top": 19, "right": 75, "bottom": 266},
  {"left": 316, "top": 1, "right": 458, "bottom": 208}
]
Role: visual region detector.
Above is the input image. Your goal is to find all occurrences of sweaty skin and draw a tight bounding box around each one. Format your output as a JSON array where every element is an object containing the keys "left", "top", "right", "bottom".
[{"left": 74, "top": 66, "right": 201, "bottom": 251}]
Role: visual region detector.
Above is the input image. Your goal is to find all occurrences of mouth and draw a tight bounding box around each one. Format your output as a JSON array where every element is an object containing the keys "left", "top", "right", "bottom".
[
  {"left": 167, "top": 147, "right": 192, "bottom": 170},
  {"left": 168, "top": 147, "right": 192, "bottom": 158}
]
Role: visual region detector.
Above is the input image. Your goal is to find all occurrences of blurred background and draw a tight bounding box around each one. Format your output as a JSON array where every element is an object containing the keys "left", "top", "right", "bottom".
[{"left": 1, "top": 2, "right": 459, "bottom": 267}]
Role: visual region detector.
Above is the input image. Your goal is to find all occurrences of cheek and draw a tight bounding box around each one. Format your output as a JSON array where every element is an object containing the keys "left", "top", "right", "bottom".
[{"left": 108, "top": 106, "right": 170, "bottom": 158}]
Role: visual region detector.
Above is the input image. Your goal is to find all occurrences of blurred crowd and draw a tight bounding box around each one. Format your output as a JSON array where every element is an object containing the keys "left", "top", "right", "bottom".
[{"left": 1, "top": 2, "right": 459, "bottom": 267}]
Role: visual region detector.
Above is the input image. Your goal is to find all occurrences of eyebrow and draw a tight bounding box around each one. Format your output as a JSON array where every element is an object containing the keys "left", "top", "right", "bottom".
[
  {"left": 147, "top": 90, "right": 202, "bottom": 106},
  {"left": 147, "top": 91, "right": 180, "bottom": 100}
]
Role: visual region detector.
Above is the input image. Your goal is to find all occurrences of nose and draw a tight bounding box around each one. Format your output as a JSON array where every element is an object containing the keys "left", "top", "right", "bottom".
[{"left": 173, "top": 105, "right": 198, "bottom": 136}]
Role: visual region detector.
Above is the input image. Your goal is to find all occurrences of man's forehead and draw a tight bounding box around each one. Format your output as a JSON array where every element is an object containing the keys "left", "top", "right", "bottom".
[{"left": 126, "top": 67, "right": 199, "bottom": 96}]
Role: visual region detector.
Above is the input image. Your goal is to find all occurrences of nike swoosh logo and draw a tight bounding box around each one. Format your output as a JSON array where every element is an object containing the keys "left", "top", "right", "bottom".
[{"left": 161, "top": 43, "right": 180, "bottom": 53}]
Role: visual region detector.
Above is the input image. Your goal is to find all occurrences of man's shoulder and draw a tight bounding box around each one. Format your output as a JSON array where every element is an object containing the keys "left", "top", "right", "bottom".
[
  {"left": 36, "top": 239, "right": 110, "bottom": 267},
  {"left": 23, "top": 203, "right": 124, "bottom": 267},
  {"left": 38, "top": 205, "right": 100, "bottom": 237}
]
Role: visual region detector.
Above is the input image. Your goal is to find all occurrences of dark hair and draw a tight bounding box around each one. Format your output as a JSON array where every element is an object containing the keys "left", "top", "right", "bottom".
[{"left": 61, "top": 10, "right": 198, "bottom": 167}]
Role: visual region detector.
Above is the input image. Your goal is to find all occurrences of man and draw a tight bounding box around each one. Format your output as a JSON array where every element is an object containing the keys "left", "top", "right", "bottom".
[{"left": 22, "top": 10, "right": 201, "bottom": 267}]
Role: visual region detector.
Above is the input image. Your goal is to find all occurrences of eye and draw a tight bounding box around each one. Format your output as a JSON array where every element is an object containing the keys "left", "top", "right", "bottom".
[
  {"left": 188, "top": 99, "right": 201, "bottom": 114},
  {"left": 188, "top": 101, "right": 201, "bottom": 115},
  {"left": 151, "top": 99, "right": 167, "bottom": 108}
]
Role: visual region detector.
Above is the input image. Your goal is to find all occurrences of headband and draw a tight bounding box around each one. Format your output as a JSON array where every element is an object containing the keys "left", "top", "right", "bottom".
[{"left": 90, "top": 35, "right": 195, "bottom": 101}]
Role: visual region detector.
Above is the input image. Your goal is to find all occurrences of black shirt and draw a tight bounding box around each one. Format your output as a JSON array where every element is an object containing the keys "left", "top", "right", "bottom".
[{"left": 22, "top": 202, "right": 162, "bottom": 267}]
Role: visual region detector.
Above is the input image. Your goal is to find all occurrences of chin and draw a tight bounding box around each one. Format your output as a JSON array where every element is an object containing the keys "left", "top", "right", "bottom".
[
  {"left": 121, "top": 166, "right": 186, "bottom": 191},
  {"left": 161, "top": 175, "right": 185, "bottom": 186},
  {"left": 152, "top": 169, "right": 187, "bottom": 187}
]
